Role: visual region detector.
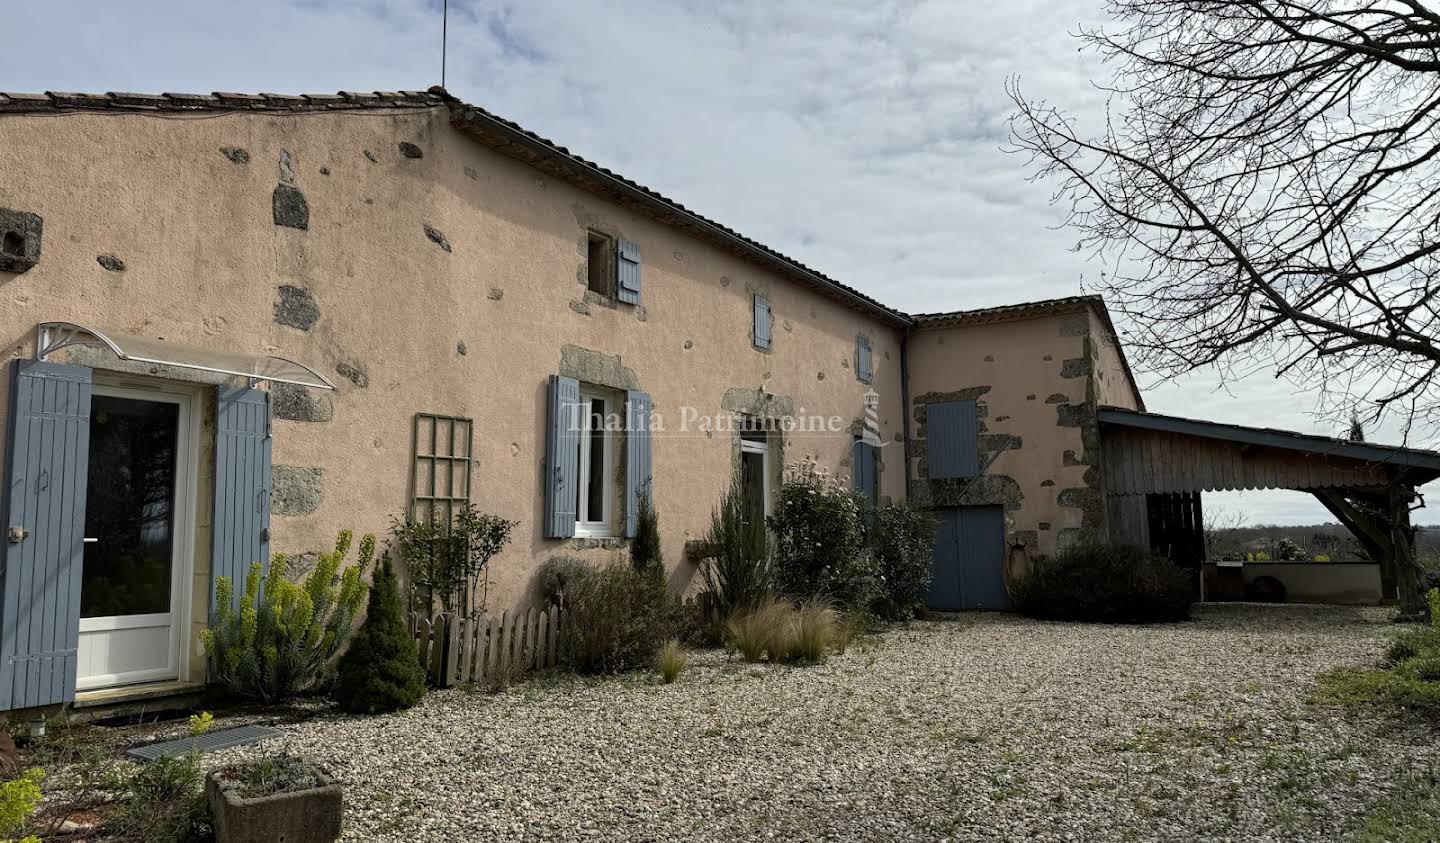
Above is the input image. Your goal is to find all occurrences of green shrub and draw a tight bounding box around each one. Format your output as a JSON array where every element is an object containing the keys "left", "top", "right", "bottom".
[
  {"left": 0, "top": 769, "right": 42, "bottom": 843},
  {"left": 1320, "top": 600, "right": 1440, "bottom": 725},
  {"left": 1402, "top": 653, "right": 1440, "bottom": 683},
  {"left": 1386, "top": 626, "right": 1440, "bottom": 665},
  {"left": 202, "top": 530, "right": 375, "bottom": 703},
  {"left": 699, "top": 472, "right": 771, "bottom": 626},
  {"left": 768, "top": 459, "right": 874, "bottom": 612},
  {"left": 631, "top": 486, "right": 663, "bottom": 572},
  {"left": 553, "top": 559, "right": 675, "bottom": 674},
  {"left": 868, "top": 501, "right": 937, "bottom": 621},
  {"left": 108, "top": 755, "right": 209, "bottom": 843},
  {"left": 335, "top": 558, "right": 428, "bottom": 714},
  {"left": 1011, "top": 541, "right": 1193, "bottom": 623},
  {"left": 534, "top": 556, "right": 590, "bottom": 606},
  {"left": 389, "top": 505, "right": 516, "bottom": 615},
  {"left": 1315, "top": 666, "right": 1440, "bottom": 719}
]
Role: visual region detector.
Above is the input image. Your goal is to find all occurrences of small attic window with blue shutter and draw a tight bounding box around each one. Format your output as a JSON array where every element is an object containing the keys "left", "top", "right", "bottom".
[
  {"left": 616, "top": 238, "right": 641, "bottom": 304},
  {"left": 753, "top": 294, "right": 772, "bottom": 350},
  {"left": 856, "top": 336, "right": 873, "bottom": 383},
  {"left": 586, "top": 231, "right": 615, "bottom": 297}
]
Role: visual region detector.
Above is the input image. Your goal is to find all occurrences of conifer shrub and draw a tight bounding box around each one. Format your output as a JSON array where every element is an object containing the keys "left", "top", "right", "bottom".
[
  {"left": 631, "top": 485, "right": 663, "bottom": 572},
  {"left": 202, "top": 530, "right": 375, "bottom": 703},
  {"left": 334, "top": 559, "right": 428, "bottom": 714}
]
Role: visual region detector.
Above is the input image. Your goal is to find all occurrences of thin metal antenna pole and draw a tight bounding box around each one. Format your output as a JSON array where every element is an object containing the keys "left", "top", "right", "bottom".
[{"left": 442, "top": 0, "right": 449, "bottom": 88}]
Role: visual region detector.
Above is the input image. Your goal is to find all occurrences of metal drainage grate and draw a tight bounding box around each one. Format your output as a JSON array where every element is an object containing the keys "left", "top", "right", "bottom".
[{"left": 126, "top": 724, "right": 283, "bottom": 762}]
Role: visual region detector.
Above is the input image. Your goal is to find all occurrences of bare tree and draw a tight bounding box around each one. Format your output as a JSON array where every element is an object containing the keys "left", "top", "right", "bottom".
[
  {"left": 1203, "top": 506, "right": 1249, "bottom": 559},
  {"left": 1007, "top": 0, "right": 1440, "bottom": 434}
]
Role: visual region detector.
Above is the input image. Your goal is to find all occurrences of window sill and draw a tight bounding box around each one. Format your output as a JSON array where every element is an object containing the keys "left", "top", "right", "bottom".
[{"left": 568, "top": 536, "right": 627, "bottom": 551}]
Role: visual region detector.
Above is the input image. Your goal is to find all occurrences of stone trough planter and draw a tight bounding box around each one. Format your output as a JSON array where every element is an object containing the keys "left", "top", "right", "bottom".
[{"left": 206, "top": 762, "right": 342, "bottom": 843}]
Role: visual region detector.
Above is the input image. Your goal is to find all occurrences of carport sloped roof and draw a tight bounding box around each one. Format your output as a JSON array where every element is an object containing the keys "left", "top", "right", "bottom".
[{"left": 1097, "top": 406, "right": 1440, "bottom": 481}]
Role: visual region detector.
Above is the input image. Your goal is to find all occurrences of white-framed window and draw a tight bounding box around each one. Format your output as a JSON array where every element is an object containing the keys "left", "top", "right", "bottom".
[
  {"left": 575, "top": 389, "right": 617, "bottom": 536},
  {"left": 740, "top": 421, "right": 771, "bottom": 526}
]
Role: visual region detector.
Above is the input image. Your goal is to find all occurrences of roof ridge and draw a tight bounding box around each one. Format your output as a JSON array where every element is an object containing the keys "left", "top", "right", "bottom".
[
  {"left": 0, "top": 90, "right": 445, "bottom": 112},
  {"left": 911, "top": 294, "right": 1102, "bottom": 322}
]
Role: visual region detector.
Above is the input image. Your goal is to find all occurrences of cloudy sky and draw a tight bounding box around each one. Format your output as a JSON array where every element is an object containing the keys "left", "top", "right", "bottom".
[{"left": 7, "top": 0, "right": 1433, "bottom": 525}]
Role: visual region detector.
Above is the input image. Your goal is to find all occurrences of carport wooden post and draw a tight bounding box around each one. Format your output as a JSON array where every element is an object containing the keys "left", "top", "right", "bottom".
[
  {"left": 1312, "top": 479, "right": 1425, "bottom": 615},
  {"left": 1389, "top": 479, "right": 1424, "bottom": 616}
]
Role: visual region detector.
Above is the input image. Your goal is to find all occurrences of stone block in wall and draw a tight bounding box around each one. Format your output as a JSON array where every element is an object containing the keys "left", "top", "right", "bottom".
[
  {"left": 272, "top": 184, "right": 309, "bottom": 230},
  {"left": 272, "top": 465, "right": 323, "bottom": 516},
  {"left": 0, "top": 209, "right": 43, "bottom": 273},
  {"left": 271, "top": 383, "right": 333, "bottom": 422},
  {"left": 275, "top": 285, "right": 320, "bottom": 331}
]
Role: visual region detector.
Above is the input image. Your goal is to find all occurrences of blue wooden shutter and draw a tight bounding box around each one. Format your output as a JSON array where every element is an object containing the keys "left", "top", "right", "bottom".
[
  {"left": 616, "top": 239, "right": 642, "bottom": 305},
  {"left": 852, "top": 439, "right": 877, "bottom": 507},
  {"left": 753, "top": 294, "right": 771, "bottom": 349},
  {"left": 856, "top": 336, "right": 873, "bottom": 383},
  {"left": 0, "top": 360, "right": 91, "bottom": 709},
  {"left": 926, "top": 400, "right": 979, "bottom": 479},
  {"left": 624, "top": 391, "right": 653, "bottom": 538},
  {"left": 212, "top": 386, "right": 272, "bottom": 615},
  {"left": 544, "top": 376, "right": 581, "bottom": 538}
]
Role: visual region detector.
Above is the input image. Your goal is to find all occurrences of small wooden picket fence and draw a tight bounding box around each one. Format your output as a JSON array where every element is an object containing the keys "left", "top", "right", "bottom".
[{"left": 410, "top": 607, "right": 564, "bottom": 689}]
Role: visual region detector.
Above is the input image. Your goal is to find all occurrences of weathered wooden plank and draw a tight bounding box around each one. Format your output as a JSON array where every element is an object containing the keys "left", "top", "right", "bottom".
[
  {"left": 513, "top": 609, "right": 522, "bottom": 670},
  {"left": 497, "top": 609, "right": 510, "bottom": 681},
  {"left": 535, "top": 609, "right": 548, "bottom": 672},
  {"left": 486, "top": 613, "right": 500, "bottom": 679},
  {"left": 443, "top": 613, "right": 460, "bottom": 687},
  {"left": 414, "top": 615, "right": 432, "bottom": 678},
  {"left": 549, "top": 607, "right": 560, "bottom": 668},
  {"left": 456, "top": 617, "right": 472, "bottom": 685},
  {"left": 429, "top": 615, "right": 447, "bottom": 684},
  {"left": 524, "top": 608, "right": 535, "bottom": 668}
]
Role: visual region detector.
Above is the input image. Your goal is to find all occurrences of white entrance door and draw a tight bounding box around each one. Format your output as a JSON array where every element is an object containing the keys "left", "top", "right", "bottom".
[
  {"left": 76, "top": 383, "right": 197, "bottom": 691},
  {"left": 740, "top": 435, "right": 771, "bottom": 526}
]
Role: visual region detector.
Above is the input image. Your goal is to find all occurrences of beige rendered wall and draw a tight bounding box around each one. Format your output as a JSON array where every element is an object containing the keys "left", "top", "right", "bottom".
[
  {"left": 1088, "top": 309, "right": 1142, "bottom": 410},
  {"left": 906, "top": 312, "right": 1100, "bottom": 558},
  {"left": 1239, "top": 563, "right": 1381, "bottom": 605},
  {"left": 0, "top": 106, "right": 906, "bottom": 614}
]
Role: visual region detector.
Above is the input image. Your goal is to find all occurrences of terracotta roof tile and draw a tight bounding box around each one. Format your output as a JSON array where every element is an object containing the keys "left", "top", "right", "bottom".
[{"left": 912, "top": 294, "right": 1103, "bottom": 325}]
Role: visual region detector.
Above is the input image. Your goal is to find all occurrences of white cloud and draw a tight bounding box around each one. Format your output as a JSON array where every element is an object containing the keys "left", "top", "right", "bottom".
[{"left": 6, "top": 0, "right": 1431, "bottom": 523}]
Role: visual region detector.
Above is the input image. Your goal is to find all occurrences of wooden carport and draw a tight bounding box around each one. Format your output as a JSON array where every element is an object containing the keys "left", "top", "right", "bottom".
[{"left": 1098, "top": 407, "right": 1440, "bottom": 614}]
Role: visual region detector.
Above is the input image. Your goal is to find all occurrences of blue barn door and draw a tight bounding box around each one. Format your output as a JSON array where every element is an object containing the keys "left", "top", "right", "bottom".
[
  {"left": 0, "top": 360, "right": 93, "bottom": 709},
  {"left": 928, "top": 505, "right": 1008, "bottom": 611},
  {"left": 928, "top": 509, "right": 963, "bottom": 610}
]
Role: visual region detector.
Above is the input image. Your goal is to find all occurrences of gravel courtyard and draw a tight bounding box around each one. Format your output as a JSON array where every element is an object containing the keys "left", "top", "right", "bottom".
[{"left": 214, "top": 604, "right": 1438, "bottom": 842}]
